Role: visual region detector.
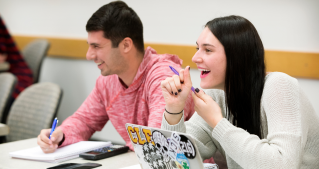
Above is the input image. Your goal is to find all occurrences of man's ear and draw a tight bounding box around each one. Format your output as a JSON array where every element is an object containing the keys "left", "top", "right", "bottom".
[{"left": 121, "top": 37, "right": 133, "bottom": 53}]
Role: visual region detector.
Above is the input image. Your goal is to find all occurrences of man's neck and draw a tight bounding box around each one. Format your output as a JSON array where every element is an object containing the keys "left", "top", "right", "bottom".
[{"left": 118, "top": 52, "right": 144, "bottom": 87}]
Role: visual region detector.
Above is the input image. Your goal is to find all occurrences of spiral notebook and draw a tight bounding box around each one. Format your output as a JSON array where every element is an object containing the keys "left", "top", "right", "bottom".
[{"left": 9, "top": 141, "right": 111, "bottom": 163}]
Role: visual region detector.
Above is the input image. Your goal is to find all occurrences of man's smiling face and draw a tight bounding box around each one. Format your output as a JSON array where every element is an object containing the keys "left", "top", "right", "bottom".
[{"left": 86, "top": 30, "right": 127, "bottom": 76}]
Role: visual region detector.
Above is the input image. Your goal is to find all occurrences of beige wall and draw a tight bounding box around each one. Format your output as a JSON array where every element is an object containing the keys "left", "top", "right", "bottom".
[{"left": 1, "top": 0, "right": 318, "bottom": 143}]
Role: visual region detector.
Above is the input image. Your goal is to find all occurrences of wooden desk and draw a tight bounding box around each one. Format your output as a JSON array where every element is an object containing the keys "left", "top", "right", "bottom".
[{"left": 0, "top": 138, "right": 139, "bottom": 169}]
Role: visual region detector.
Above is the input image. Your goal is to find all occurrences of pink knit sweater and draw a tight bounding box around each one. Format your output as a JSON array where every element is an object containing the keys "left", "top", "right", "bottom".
[{"left": 58, "top": 47, "right": 195, "bottom": 150}]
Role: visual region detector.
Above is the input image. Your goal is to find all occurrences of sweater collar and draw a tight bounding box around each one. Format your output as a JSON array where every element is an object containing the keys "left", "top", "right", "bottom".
[
  {"left": 119, "top": 46, "right": 182, "bottom": 92},
  {"left": 120, "top": 47, "right": 156, "bottom": 92}
]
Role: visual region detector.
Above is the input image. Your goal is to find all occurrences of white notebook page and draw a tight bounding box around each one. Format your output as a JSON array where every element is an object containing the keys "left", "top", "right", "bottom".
[{"left": 9, "top": 141, "right": 111, "bottom": 163}]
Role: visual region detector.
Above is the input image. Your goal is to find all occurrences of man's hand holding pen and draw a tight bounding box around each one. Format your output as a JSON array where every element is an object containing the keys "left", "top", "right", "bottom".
[{"left": 37, "top": 118, "right": 64, "bottom": 153}]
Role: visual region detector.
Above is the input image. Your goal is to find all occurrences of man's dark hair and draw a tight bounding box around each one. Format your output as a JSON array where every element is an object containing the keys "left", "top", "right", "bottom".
[
  {"left": 86, "top": 1, "right": 144, "bottom": 53},
  {"left": 206, "top": 15, "right": 266, "bottom": 138}
]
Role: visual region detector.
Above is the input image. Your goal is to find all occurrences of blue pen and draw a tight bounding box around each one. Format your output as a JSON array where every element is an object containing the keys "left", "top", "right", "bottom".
[
  {"left": 169, "top": 66, "right": 195, "bottom": 93},
  {"left": 49, "top": 117, "right": 58, "bottom": 139}
]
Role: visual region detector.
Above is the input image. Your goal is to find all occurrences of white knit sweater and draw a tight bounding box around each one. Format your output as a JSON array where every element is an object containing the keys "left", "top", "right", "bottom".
[{"left": 161, "top": 72, "right": 319, "bottom": 169}]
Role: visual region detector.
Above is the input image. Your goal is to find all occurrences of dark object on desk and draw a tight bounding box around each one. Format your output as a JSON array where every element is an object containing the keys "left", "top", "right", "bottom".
[
  {"left": 80, "top": 145, "right": 129, "bottom": 160},
  {"left": 47, "top": 163, "right": 101, "bottom": 169}
]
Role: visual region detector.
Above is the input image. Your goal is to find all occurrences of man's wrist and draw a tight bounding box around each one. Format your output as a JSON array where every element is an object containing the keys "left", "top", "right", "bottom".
[{"left": 58, "top": 133, "right": 65, "bottom": 146}]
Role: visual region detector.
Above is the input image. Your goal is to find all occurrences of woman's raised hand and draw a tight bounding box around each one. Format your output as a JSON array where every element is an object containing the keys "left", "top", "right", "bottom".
[
  {"left": 192, "top": 89, "right": 223, "bottom": 128},
  {"left": 161, "top": 66, "right": 193, "bottom": 124}
]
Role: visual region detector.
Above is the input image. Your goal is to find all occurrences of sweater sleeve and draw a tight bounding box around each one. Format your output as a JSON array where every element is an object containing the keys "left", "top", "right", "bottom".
[
  {"left": 162, "top": 112, "right": 219, "bottom": 161},
  {"left": 58, "top": 77, "right": 109, "bottom": 147},
  {"left": 212, "top": 73, "right": 304, "bottom": 169},
  {"left": 161, "top": 89, "right": 226, "bottom": 161}
]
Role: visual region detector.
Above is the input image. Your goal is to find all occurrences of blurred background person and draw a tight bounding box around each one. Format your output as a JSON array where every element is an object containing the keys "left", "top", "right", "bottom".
[{"left": 0, "top": 16, "right": 33, "bottom": 123}]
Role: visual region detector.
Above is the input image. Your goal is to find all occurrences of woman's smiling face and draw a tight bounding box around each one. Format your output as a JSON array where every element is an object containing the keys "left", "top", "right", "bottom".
[{"left": 192, "top": 27, "right": 227, "bottom": 90}]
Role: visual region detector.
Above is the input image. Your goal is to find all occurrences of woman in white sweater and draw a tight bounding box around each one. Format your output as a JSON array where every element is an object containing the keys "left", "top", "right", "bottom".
[{"left": 160, "top": 15, "right": 319, "bottom": 169}]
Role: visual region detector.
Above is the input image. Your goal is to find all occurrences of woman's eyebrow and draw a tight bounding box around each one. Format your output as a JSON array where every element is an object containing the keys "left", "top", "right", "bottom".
[
  {"left": 202, "top": 43, "right": 215, "bottom": 47},
  {"left": 195, "top": 42, "right": 215, "bottom": 47}
]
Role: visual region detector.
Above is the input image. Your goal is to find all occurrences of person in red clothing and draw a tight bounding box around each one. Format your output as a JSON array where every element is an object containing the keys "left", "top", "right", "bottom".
[
  {"left": 0, "top": 16, "right": 33, "bottom": 123},
  {"left": 37, "top": 1, "right": 195, "bottom": 153}
]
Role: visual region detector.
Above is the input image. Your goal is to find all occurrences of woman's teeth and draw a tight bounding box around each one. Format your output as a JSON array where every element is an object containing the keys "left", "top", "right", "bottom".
[{"left": 198, "top": 69, "right": 211, "bottom": 75}]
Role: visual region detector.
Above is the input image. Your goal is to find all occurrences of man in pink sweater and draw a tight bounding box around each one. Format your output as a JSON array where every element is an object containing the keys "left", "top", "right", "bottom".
[{"left": 37, "top": 1, "right": 195, "bottom": 153}]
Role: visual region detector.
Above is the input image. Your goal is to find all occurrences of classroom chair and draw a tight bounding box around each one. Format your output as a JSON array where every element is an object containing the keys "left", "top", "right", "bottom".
[
  {"left": 22, "top": 39, "right": 50, "bottom": 83},
  {"left": 0, "top": 73, "right": 17, "bottom": 123},
  {"left": 5, "top": 82, "right": 62, "bottom": 142}
]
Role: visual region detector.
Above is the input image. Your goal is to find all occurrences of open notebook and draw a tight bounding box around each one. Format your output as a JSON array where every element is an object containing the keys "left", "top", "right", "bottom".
[{"left": 9, "top": 141, "right": 111, "bottom": 163}]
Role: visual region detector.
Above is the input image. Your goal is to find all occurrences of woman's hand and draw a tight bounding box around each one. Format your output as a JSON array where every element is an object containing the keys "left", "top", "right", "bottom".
[
  {"left": 161, "top": 66, "right": 193, "bottom": 124},
  {"left": 192, "top": 89, "right": 223, "bottom": 128}
]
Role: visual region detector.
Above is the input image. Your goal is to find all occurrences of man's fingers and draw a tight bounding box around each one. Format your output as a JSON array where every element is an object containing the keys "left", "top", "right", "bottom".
[
  {"left": 50, "top": 131, "right": 58, "bottom": 142},
  {"left": 51, "top": 128, "right": 63, "bottom": 144},
  {"left": 42, "top": 145, "right": 58, "bottom": 154},
  {"left": 37, "top": 128, "right": 61, "bottom": 153},
  {"left": 37, "top": 134, "right": 50, "bottom": 148},
  {"left": 37, "top": 133, "right": 57, "bottom": 153},
  {"left": 39, "top": 129, "right": 52, "bottom": 144}
]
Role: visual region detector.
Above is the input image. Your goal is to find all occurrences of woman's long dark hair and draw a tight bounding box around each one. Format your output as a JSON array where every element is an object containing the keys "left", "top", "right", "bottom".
[{"left": 206, "top": 16, "right": 265, "bottom": 138}]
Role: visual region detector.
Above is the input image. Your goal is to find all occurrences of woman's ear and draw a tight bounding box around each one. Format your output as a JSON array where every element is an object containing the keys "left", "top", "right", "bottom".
[{"left": 121, "top": 37, "right": 133, "bottom": 53}]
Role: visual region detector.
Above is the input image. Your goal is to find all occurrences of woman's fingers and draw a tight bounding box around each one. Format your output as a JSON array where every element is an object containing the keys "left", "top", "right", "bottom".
[
  {"left": 192, "top": 88, "right": 223, "bottom": 127},
  {"left": 161, "top": 66, "right": 194, "bottom": 98},
  {"left": 172, "top": 75, "right": 182, "bottom": 93},
  {"left": 191, "top": 88, "right": 211, "bottom": 109},
  {"left": 193, "top": 88, "right": 210, "bottom": 102},
  {"left": 179, "top": 69, "right": 184, "bottom": 84},
  {"left": 191, "top": 91, "right": 202, "bottom": 108},
  {"left": 161, "top": 75, "right": 182, "bottom": 95},
  {"left": 168, "top": 76, "right": 179, "bottom": 95},
  {"left": 161, "top": 78, "right": 172, "bottom": 94},
  {"left": 183, "top": 66, "right": 193, "bottom": 90}
]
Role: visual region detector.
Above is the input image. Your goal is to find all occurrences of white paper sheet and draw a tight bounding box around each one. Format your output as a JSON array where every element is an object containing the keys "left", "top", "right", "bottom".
[
  {"left": 10, "top": 141, "right": 111, "bottom": 163},
  {"left": 120, "top": 164, "right": 142, "bottom": 169}
]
